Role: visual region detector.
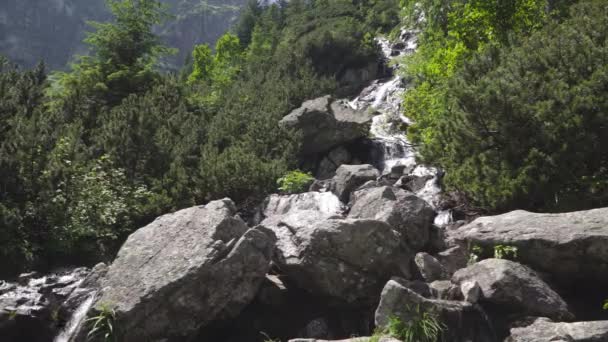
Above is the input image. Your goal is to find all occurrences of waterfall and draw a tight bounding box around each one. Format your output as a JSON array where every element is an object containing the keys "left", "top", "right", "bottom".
[
  {"left": 349, "top": 33, "right": 453, "bottom": 226},
  {"left": 54, "top": 291, "right": 97, "bottom": 342}
]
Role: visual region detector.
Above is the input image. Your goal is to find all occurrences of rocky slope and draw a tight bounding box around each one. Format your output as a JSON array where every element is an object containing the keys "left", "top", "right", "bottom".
[
  {"left": 2, "top": 27, "right": 608, "bottom": 342},
  {"left": 0, "top": 0, "right": 246, "bottom": 69}
]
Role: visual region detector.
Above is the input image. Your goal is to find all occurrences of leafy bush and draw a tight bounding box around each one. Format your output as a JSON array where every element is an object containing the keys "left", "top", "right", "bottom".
[
  {"left": 277, "top": 170, "right": 314, "bottom": 194},
  {"left": 403, "top": 0, "right": 604, "bottom": 211}
]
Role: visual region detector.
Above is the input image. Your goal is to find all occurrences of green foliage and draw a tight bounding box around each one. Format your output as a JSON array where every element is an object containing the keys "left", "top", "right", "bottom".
[
  {"left": 0, "top": 0, "right": 402, "bottom": 275},
  {"left": 469, "top": 244, "right": 519, "bottom": 263},
  {"left": 277, "top": 170, "right": 314, "bottom": 194},
  {"left": 603, "top": 299, "right": 608, "bottom": 311},
  {"left": 86, "top": 304, "right": 117, "bottom": 342},
  {"left": 384, "top": 308, "right": 445, "bottom": 342},
  {"left": 426, "top": 0, "right": 608, "bottom": 210},
  {"left": 494, "top": 245, "right": 518, "bottom": 260},
  {"left": 49, "top": 0, "right": 174, "bottom": 109}
]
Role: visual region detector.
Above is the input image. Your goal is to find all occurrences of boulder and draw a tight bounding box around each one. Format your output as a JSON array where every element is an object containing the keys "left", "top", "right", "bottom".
[
  {"left": 262, "top": 219, "right": 411, "bottom": 304},
  {"left": 414, "top": 252, "right": 447, "bottom": 282},
  {"left": 428, "top": 280, "right": 461, "bottom": 300},
  {"left": 507, "top": 317, "right": 608, "bottom": 342},
  {"left": 332, "top": 164, "right": 380, "bottom": 203},
  {"left": 280, "top": 96, "right": 372, "bottom": 156},
  {"left": 348, "top": 186, "right": 435, "bottom": 250},
  {"left": 375, "top": 279, "right": 495, "bottom": 342},
  {"left": 260, "top": 192, "right": 346, "bottom": 264},
  {"left": 452, "top": 259, "right": 573, "bottom": 320},
  {"left": 436, "top": 246, "right": 468, "bottom": 277},
  {"left": 449, "top": 208, "right": 608, "bottom": 286},
  {"left": 95, "top": 199, "right": 276, "bottom": 341},
  {"left": 317, "top": 146, "right": 353, "bottom": 180}
]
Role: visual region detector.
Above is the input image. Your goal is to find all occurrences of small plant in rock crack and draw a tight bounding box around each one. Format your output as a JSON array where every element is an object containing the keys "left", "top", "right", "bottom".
[
  {"left": 86, "top": 304, "right": 117, "bottom": 342},
  {"left": 260, "top": 331, "right": 280, "bottom": 342},
  {"left": 494, "top": 245, "right": 518, "bottom": 261},
  {"left": 384, "top": 305, "right": 445, "bottom": 342},
  {"left": 468, "top": 245, "right": 484, "bottom": 265}
]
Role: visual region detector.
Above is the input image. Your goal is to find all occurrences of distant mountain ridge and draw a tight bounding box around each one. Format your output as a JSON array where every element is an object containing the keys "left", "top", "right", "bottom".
[{"left": 0, "top": 0, "right": 247, "bottom": 70}]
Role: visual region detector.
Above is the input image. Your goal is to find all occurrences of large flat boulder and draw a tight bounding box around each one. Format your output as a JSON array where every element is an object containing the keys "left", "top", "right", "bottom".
[
  {"left": 506, "top": 317, "right": 608, "bottom": 342},
  {"left": 452, "top": 259, "right": 572, "bottom": 321},
  {"left": 375, "top": 279, "right": 495, "bottom": 342},
  {"left": 262, "top": 218, "right": 411, "bottom": 304},
  {"left": 95, "top": 199, "right": 276, "bottom": 341},
  {"left": 280, "top": 96, "right": 372, "bottom": 156},
  {"left": 449, "top": 208, "right": 608, "bottom": 286},
  {"left": 348, "top": 186, "right": 435, "bottom": 251}
]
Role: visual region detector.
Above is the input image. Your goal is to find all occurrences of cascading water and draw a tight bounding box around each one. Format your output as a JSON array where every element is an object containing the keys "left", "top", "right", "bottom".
[
  {"left": 54, "top": 290, "right": 97, "bottom": 342},
  {"left": 349, "top": 29, "right": 453, "bottom": 226}
]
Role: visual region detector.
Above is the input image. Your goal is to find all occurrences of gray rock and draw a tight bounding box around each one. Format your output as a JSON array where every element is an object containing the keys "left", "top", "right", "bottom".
[
  {"left": 317, "top": 146, "right": 352, "bottom": 180},
  {"left": 507, "top": 317, "right": 608, "bottom": 342},
  {"left": 414, "top": 252, "right": 447, "bottom": 282},
  {"left": 260, "top": 192, "right": 346, "bottom": 264},
  {"left": 428, "top": 280, "right": 461, "bottom": 300},
  {"left": 95, "top": 199, "right": 276, "bottom": 341},
  {"left": 263, "top": 219, "right": 411, "bottom": 304},
  {"left": 332, "top": 164, "right": 380, "bottom": 203},
  {"left": 452, "top": 259, "right": 573, "bottom": 320},
  {"left": 436, "top": 246, "right": 468, "bottom": 277},
  {"left": 375, "top": 279, "right": 495, "bottom": 342},
  {"left": 280, "top": 96, "right": 372, "bottom": 156},
  {"left": 449, "top": 208, "right": 608, "bottom": 286},
  {"left": 348, "top": 186, "right": 435, "bottom": 250},
  {"left": 300, "top": 317, "right": 331, "bottom": 339},
  {"left": 460, "top": 281, "right": 481, "bottom": 303}
]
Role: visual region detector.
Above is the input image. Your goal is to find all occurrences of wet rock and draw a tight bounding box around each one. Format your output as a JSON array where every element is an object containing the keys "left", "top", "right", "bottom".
[
  {"left": 375, "top": 279, "right": 495, "bottom": 342},
  {"left": 0, "top": 268, "right": 92, "bottom": 342},
  {"left": 95, "top": 199, "right": 276, "bottom": 341},
  {"left": 506, "top": 317, "right": 608, "bottom": 342},
  {"left": 414, "top": 252, "right": 447, "bottom": 282},
  {"left": 280, "top": 96, "right": 372, "bottom": 156},
  {"left": 449, "top": 208, "right": 608, "bottom": 286},
  {"left": 452, "top": 259, "right": 573, "bottom": 321},
  {"left": 348, "top": 186, "right": 435, "bottom": 251},
  {"left": 332, "top": 164, "right": 380, "bottom": 203}
]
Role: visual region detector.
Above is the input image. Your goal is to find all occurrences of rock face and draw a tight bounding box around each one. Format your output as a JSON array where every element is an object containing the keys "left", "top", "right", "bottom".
[
  {"left": 95, "top": 199, "right": 276, "bottom": 341},
  {"left": 450, "top": 208, "right": 608, "bottom": 286},
  {"left": 507, "top": 317, "right": 608, "bottom": 342},
  {"left": 348, "top": 186, "right": 435, "bottom": 251},
  {"left": 262, "top": 218, "right": 411, "bottom": 304},
  {"left": 375, "top": 279, "right": 495, "bottom": 342},
  {"left": 452, "top": 259, "right": 572, "bottom": 321},
  {"left": 280, "top": 96, "right": 372, "bottom": 156},
  {"left": 331, "top": 164, "right": 380, "bottom": 202}
]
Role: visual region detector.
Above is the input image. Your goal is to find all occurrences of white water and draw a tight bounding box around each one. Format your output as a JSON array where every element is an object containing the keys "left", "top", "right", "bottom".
[
  {"left": 349, "top": 32, "right": 453, "bottom": 226},
  {"left": 54, "top": 291, "right": 97, "bottom": 342}
]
